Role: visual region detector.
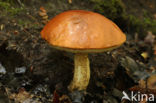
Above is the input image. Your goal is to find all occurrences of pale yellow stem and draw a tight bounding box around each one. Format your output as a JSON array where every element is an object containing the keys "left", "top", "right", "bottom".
[{"left": 68, "top": 53, "right": 90, "bottom": 91}]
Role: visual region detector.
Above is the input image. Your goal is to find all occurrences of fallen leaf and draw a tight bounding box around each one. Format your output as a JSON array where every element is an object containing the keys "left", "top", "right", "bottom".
[
  {"left": 39, "top": 6, "right": 49, "bottom": 24},
  {"left": 60, "top": 95, "right": 72, "bottom": 103},
  {"left": 129, "top": 75, "right": 156, "bottom": 97},
  {"left": 139, "top": 79, "right": 146, "bottom": 88},
  {"left": 147, "top": 74, "right": 156, "bottom": 89},
  {"left": 14, "top": 30, "right": 19, "bottom": 35},
  {"left": 9, "top": 88, "right": 41, "bottom": 103},
  {"left": 68, "top": 0, "right": 72, "bottom": 4},
  {"left": 129, "top": 85, "right": 156, "bottom": 96},
  {"left": 40, "top": 6, "right": 47, "bottom": 13},
  {"left": 39, "top": 11, "right": 47, "bottom": 17},
  {"left": 144, "top": 31, "right": 155, "bottom": 45},
  {"left": 42, "top": 15, "right": 48, "bottom": 20},
  {"left": 0, "top": 24, "right": 4, "bottom": 31},
  {"left": 141, "top": 52, "right": 148, "bottom": 59}
]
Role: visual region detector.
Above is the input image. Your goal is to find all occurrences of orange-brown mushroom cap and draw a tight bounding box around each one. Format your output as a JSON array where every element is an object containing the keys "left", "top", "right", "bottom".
[{"left": 41, "top": 10, "right": 126, "bottom": 52}]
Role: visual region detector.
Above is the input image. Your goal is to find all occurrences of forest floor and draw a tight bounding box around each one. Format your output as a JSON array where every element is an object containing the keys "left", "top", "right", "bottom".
[{"left": 0, "top": 0, "right": 156, "bottom": 103}]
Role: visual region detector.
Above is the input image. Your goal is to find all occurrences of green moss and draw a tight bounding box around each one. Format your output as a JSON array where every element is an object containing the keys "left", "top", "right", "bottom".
[
  {"left": 0, "top": 0, "right": 24, "bottom": 16},
  {"left": 91, "top": 0, "right": 125, "bottom": 20},
  {"left": 18, "top": 19, "right": 40, "bottom": 29},
  {"left": 0, "top": 1, "right": 10, "bottom": 10},
  {"left": 125, "top": 15, "right": 147, "bottom": 34},
  {"left": 144, "top": 18, "right": 156, "bottom": 34},
  {"left": 91, "top": 0, "right": 156, "bottom": 36}
]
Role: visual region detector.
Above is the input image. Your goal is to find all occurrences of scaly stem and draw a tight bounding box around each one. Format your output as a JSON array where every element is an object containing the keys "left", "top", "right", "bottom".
[{"left": 68, "top": 53, "right": 90, "bottom": 91}]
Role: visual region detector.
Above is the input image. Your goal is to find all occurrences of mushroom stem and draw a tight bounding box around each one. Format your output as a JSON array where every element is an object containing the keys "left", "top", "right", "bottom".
[{"left": 68, "top": 53, "right": 90, "bottom": 91}]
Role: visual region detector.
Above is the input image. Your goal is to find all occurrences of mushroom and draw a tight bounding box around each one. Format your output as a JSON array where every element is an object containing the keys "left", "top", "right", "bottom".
[{"left": 41, "top": 10, "right": 126, "bottom": 92}]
